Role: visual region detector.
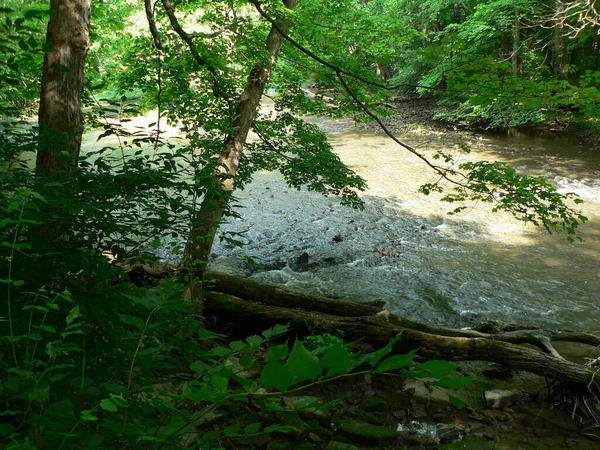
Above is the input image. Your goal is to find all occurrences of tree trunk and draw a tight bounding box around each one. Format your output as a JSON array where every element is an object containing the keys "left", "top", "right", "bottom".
[
  {"left": 180, "top": 0, "right": 299, "bottom": 307},
  {"left": 512, "top": 7, "right": 522, "bottom": 76},
  {"left": 554, "top": 0, "right": 568, "bottom": 80},
  {"left": 36, "top": 0, "right": 91, "bottom": 177}
]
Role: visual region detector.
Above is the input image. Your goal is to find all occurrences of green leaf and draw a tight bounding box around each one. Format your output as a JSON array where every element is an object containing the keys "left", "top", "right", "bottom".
[
  {"left": 244, "top": 422, "right": 262, "bottom": 434},
  {"left": 223, "top": 423, "right": 241, "bottom": 436},
  {"left": 103, "top": 383, "right": 127, "bottom": 394},
  {"left": 449, "top": 395, "right": 472, "bottom": 410},
  {"left": 117, "top": 314, "right": 145, "bottom": 330},
  {"left": 190, "top": 360, "right": 211, "bottom": 374},
  {"left": 321, "top": 343, "right": 353, "bottom": 377},
  {"left": 408, "top": 360, "right": 458, "bottom": 378},
  {"left": 81, "top": 409, "right": 98, "bottom": 421},
  {"left": 202, "top": 430, "right": 222, "bottom": 442},
  {"left": 369, "top": 332, "right": 404, "bottom": 368},
  {"left": 376, "top": 349, "right": 417, "bottom": 373},
  {"left": 246, "top": 335, "right": 263, "bottom": 349},
  {"left": 266, "top": 343, "right": 289, "bottom": 362},
  {"left": 183, "top": 382, "right": 223, "bottom": 403},
  {"left": 264, "top": 424, "right": 296, "bottom": 433},
  {"left": 287, "top": 339, "right": 322, "bottom": 382},
  {"left": 65, "top": 306, "right": 80, "bottom": 325},
  {"left": 229, "top": 340, "right": 247, "bottom": 351},
  {"left": 100, "top": 399, "right": 117, "bottom": 412},
  {"left": 0, "top": 423, "right": 15, "bottom": 436},
  {"left": 434, "top": 376, "right": 474, "bottom": 389},
  {"left": 259, "top": 362, "right": 293, "bottom": 392},
  {"left": 211, "top": 373, "right": 229, "bottom": 392},
  {"left": 262, "top": 324, "right": 289, "bottom": 339},
  {"left": 110, "top": 393, "right": 128, "bottom": 407}
]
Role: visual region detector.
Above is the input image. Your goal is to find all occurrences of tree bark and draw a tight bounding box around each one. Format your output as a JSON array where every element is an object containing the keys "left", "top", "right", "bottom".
[
  {"left": 204, "top": 291, "right": 600, "bottom": 390},
  {"left": 512, "top": 7, "right": 522, "bottom": 76},
  {"left": 37, "top": 0, "right": 91, "bottom": 177},
  {"left": 204, "top": 270, "right": 386, "bottom": 317},
  {"left": 179, "top": 0, "right": 299, "bottom": 307},
  {"left": 554, "top": 0, "right": 569, "bottom": 80}
]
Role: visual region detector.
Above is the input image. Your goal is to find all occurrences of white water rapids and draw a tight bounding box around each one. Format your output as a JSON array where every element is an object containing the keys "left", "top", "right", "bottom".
[
  {"left": 209, "top": 123, "right": 600, "bottom": 332},
  {"left": 82, "top": 115, "right": 600, "bottom": 332}
]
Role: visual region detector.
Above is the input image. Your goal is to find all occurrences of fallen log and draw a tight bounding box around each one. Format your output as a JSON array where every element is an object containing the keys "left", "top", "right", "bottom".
[
  {"left": 203, "top": 271, "right": 600, "bottom": 358},
  {"left": 116, "top": 263, "right": 600, "bottom": 370},
  {"left": 204, "top": 291, "right": 600, "bottom": 391},
  {"left": 204, "top": 270, "right": 385, "bottom": 317}
]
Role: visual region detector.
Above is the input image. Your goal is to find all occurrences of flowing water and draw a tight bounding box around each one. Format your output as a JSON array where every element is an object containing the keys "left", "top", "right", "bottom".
[
  {"left": 207, "top": 120, "right": 600, "bottom": 332},
  {"left": 80, "top": 114, "right": 600, "bottom": 332}
]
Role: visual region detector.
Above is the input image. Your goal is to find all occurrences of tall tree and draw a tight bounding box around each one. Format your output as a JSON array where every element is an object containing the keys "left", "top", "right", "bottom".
[
  {"left": 36, "top": 0, "right": 91, "bottom": 177},
  {"left": 180, "top": 0, "right": 299, "bottom": 304}
]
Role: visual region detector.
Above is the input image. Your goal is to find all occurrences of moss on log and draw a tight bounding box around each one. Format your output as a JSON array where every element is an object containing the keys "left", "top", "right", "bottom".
[{"left": 204, "top": 291, "right": 599, "bottom": 390}]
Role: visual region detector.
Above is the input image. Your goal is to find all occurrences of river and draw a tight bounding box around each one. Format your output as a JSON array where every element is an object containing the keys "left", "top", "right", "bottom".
[
  {"left": 81, "top": 114, "right": 600, "bottom": 332},
  {"left": 206, "top": 119, "right": 600, "bottom": 332}
]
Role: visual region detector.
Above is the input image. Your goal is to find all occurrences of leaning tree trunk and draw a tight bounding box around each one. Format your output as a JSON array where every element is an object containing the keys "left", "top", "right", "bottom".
[
  {"left": 180, "top": 0, "right": 299, "bottom": 307},
  {"left": 36, "top": 0, "right": 91, "bottom": 177}
]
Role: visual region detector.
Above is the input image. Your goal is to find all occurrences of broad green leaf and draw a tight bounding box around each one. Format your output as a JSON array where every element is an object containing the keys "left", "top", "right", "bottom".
[
  {"left": 246, "top": 335, "right": 263, "bottom": 349},
  {"left": 369, "top": 332, "right": 403, "bottom": 368},
  {"left": 211, "top": 373, "right": 229, "bottom": 392},
  {"left": 321, "top": 343, "right": 353, "bottom": 377},
  {"left": 81, "top": 409, "right": 98, "bottom": 421},
  {"left": 266, "top": 343, "right": 289, "bottom": 362},
  {"left": 0, "top": 423, "right": 15, "bottom": 436},
  {"left": 259, "top": 362, "right": 293, "bottom": 392},
  {"left": 65, "top": 306, "right": 80, "bottom": 325},
  {"left": 449, "top": 395, "right": 472, "bottom": 410},
  {"left": 229, "top": 340, "right": 246, "bottom": 351},
  {"left": 287, "top": 339, "right": 322, "bottom": 382},
  {"left": 100, "top": 399, "right": 117, "bottom": 412},
  {"left": 109, "top": 393, "right": 128, "bottom": 407},
  {"left": 103, "top": 383, "right": 127, "bottom": 394},
  {"left": 408, "top": 360, "right": 458, "bottom": 378},
  {"left": 202, "top": 430, "right": 222, "bottom": 442},
  {"left": 244, "top": 422, "right": 262, "bottom": 434},
  {"left": 190, "top": 360, "right": 211, "bottom": 374},
  {"left": 223, "top": 423, "right": 241, "bottom": 436},
  {"left": 376, "top": 349, "right": 417, "bottom": 373},
  {"left": 209, "top": 346, "right": 230, "bottom": 357},
  {"left": 183, "top": 383, "right": 223, "bottom": 403},
  {"left": 262, "top": 324, "right": 289, "bottom": 339},
  {"left": 434, "top": 376, "right": 474, "bottom": 389},
  {"left": 117, "top": 314, "right": 145, "bottom": 331}
]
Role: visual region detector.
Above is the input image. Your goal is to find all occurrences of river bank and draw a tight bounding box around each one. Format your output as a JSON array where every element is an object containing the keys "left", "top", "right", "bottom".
[{"left": 354, "top": 95, "right": 600, "bottom": 151}]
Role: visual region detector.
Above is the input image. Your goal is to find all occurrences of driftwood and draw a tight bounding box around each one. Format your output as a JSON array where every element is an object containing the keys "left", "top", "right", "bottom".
[
  {"left": 204, "top": 270, "right": 386, "bottom": 317},
  {"left": 204, "top": 291, "right": 600, "bottom": 390},
  {"left": 205, "top": 271, "right": 600, "bottom": 357},
  {"left": 198, "top": 271, "right": 600, "bottom": 393},
  {"left": 118, "top": 263, "right": 600, "bottom": 391}
]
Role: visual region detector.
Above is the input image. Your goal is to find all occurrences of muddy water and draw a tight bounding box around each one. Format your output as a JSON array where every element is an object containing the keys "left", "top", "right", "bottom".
[{"left": 207, "top": 122, "right": 600, "bottom": 332}]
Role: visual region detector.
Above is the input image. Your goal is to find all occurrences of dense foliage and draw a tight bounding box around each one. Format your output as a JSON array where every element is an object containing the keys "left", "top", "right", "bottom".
[{"left": 1, "top": 0, "right": 597, "bottom": 448}]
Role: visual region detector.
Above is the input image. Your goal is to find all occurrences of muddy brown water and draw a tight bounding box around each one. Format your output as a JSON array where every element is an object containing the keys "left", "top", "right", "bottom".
[{"left": 80, "top": 114, "right": 600, "bottom": 333}]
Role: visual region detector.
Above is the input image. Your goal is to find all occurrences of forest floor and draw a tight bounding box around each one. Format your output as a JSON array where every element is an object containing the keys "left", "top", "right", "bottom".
[{"left": 198, "top": 318, "right": 600, "bottom": 450}]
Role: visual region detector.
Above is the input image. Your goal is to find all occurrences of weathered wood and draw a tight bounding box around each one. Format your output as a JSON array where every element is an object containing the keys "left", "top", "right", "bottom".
[
  {"left": 204, "top": 291, "right": 600, "bottom": 390},
  {"left": 204, "top": 270, "right": 385, "bottom": 317}
]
